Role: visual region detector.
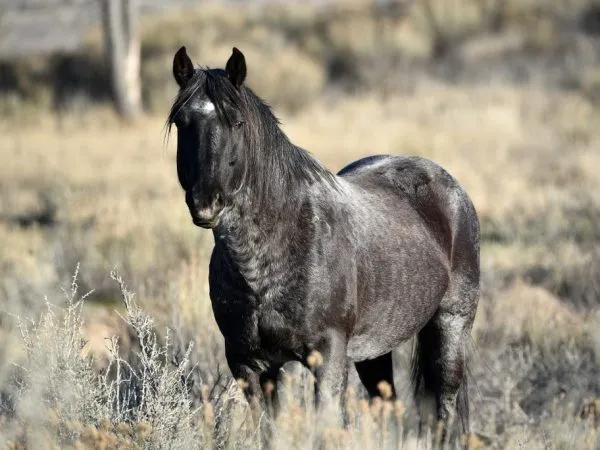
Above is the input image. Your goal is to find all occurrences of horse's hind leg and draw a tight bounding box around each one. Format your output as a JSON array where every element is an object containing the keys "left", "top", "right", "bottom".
[
  {"left": 354, "top": 352, "right": 396, "bottom": 399},
  {"left": 414, "top": 306, "right": 475, "bottom": 445},
  {"left": 433, "top": 311, "right": 471, "bottom": 430}
]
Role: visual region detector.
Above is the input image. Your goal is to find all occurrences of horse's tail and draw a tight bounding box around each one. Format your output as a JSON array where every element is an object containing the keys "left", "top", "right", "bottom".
[{"left": 410, "top": 325, "right": 473, "bottom": 439}]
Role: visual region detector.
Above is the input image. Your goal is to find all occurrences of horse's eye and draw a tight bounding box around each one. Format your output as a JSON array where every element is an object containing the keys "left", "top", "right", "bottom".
[{"left": 234, "top": 120, "right": 244, "bottom": 129}]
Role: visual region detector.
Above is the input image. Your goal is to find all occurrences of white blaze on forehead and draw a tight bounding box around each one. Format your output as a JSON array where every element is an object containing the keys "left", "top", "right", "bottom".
[
  {"left": 201, "top": 101, "right": 215, "bottom": 113},
  {"left": 190, "top": 101, "right": 216, "bottom": 114}
]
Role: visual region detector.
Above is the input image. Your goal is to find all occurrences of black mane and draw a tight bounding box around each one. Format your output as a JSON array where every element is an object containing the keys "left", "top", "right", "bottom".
[{"left": 167, "top": 68, "right": 337, "bottom": 209}]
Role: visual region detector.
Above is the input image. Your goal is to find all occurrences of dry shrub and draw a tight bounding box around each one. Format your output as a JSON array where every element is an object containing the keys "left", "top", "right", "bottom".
[
  {"left": 491, "top": 279, "right": 584, "bottom": 348},
  {"left": 3, "top": 268, "right": 204, "bottom": 449},
  {"left": 579, "top": 68, "right": 600, "bottom": 106},
  {"left": 80, "top": 308, "right": 137, "bottom": 372},
  {"left": 139, "top": 3, "right": 328, "bottom": 114},
  {"left": 205, "top": 43, "right": 326, "bottom": 115},
  {"left": 165, "top": 256, "right": 227, "bottom": 388},
  {"left": 251, "top": 46, "right": 325, "bottom": 114}
]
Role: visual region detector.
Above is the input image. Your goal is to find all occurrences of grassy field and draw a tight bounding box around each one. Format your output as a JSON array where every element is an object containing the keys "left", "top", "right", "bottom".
[{"left": 1, "top": 1, "right": 600, "bottom": 448}]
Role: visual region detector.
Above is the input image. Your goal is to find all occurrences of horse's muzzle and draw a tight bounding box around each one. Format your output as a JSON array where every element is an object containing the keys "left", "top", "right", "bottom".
[
  {"left": 186, "top": 190, "right": 223, "bottom": 229},
  {"left": 191, "top": 209, "right": 223, "bottom": 229}
]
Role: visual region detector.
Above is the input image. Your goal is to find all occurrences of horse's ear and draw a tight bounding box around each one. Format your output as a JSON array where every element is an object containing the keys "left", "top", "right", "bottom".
[
  {"left": 173, "top": 46, "right": 194, "bottom": 88},
  {"left": 225, "top": 47, "right": 247, "bottom": 89}
]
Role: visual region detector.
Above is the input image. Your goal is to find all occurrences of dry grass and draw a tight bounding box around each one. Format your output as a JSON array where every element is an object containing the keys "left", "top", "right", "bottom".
[{"left": 1, "top": 0, "right": 600, "bottom": 448}]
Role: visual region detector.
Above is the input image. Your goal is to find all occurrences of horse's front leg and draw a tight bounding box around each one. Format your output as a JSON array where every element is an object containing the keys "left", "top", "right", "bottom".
[
  {"left": 311, "top": 328, "right": 349, "bottom": 424},
  {"left": 226, "top": 349, "right": 286, "bottom": 448},
  {"left": 229, "top": 362, "right": 265, "bottom": 410},
  {"left": 225, "top": 349, "right": 270, "bottom": 429}
]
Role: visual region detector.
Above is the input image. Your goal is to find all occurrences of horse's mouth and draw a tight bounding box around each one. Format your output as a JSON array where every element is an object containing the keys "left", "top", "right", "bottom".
[
  {"left": 192, "top": 216, "right": 219, "bottom": 229},
  {"left": 191, "top": 209, "right": 224, "bottom": 229}
]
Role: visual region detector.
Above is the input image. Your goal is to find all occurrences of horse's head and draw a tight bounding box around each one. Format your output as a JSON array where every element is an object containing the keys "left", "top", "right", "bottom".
[{"left": 169, "top": 46, "right": 248, "bottom": 229}]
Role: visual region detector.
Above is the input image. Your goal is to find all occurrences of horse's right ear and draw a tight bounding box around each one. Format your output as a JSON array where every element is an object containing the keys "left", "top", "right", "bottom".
[{"left": 173, "top": 46, "right": 194, "bottom": 88}]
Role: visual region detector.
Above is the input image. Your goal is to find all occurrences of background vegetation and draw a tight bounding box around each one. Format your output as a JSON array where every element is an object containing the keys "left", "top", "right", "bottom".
[{"left": 1, "top": 0, "right": 599, "bottom": 448}]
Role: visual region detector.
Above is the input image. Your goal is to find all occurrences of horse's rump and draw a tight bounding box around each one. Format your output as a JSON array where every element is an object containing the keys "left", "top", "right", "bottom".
[{"left": 338, "top": 155, "right": 468, "bottom": 260}]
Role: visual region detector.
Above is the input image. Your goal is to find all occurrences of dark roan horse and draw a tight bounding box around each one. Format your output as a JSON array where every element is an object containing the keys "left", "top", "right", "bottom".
[{"left": 168, "top": 46, "right": 480, "bottom": 443}]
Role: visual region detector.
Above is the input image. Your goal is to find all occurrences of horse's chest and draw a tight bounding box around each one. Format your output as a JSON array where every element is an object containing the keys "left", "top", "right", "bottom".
[
  {"left": 256, "top": 305, "right": 303, "bottom": 356},
  {"left": 210, "top": 238, "right": 313, "bottom": 360},
  {"left": 211, "top": 282, "right": 306, "bottom": 360}
]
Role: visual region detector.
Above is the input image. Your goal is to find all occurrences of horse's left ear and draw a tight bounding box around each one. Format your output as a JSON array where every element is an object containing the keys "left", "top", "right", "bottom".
[{"left": 225, "top": 47, "right": 247, "bottom": 89}]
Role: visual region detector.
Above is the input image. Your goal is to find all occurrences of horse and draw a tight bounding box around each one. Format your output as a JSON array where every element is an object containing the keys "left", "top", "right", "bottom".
[{"left": 167, "top": 46, "right": 480, "bottom": 443}]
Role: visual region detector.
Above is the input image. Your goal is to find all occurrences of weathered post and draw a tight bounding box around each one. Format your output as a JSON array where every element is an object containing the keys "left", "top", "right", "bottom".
[{"left": 100, "top": 0, "right": 142, "bottom": 119}]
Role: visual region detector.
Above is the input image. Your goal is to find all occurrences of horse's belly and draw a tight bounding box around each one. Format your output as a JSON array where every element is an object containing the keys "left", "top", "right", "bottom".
[
  {"left": 347, "top": 304, "right": 440, "bottom": 361},
  {"left": 347, "top": 251, "right": 449, "bottom": 361},
  {"left": 347, "top": 322, "right": 423, "bottom": 361}
]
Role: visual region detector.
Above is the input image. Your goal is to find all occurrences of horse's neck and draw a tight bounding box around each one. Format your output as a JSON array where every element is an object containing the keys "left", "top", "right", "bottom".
[
  {"left": 216, "top": 192, "right": 307, "bottom": 299},
  {"left": 214, "top": 136, "right": 338, "bottom": 298}
]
